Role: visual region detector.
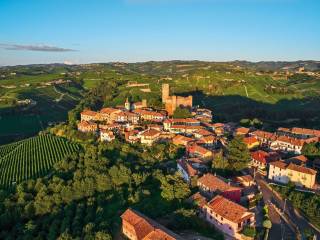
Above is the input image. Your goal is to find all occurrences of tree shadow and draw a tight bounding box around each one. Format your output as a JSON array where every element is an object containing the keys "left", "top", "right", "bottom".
[{"left": 181, "top": 90, "right": 320, "bottom": 129}]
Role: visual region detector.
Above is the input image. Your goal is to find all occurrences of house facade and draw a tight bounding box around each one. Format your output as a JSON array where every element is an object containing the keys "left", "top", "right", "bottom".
[
  {"left": 268, "top": 160, "right": 317, "bottom": 189},
  {"left": 204, "top": 195, "right": 255, "bottom": 239}
]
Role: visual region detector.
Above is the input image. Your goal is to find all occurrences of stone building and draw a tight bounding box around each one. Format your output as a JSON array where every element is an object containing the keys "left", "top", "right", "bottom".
[{"left": 162, "top": 83, "right": 192, "bottom": 115}]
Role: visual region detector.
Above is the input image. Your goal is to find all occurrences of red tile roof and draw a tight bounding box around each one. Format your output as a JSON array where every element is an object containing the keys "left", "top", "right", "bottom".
[
  {"left": 121, "top": 209, "right": 180, "bottom": 240},
  {"left": 81, "top": 110, "right": 98, "bottom": 116},
  {"left": 140, "top": 129, "right": 161, "bottom": 138},
  {"left": 243, "top": 136, "right": 259, "bottom": 146},
  {"left": 198, "top": 173, "right": 240, "bottom": 192},
  {"left": 100, "top": 107, "right": 120, "bottom": 114},
  {"left": 206, "top": 195, "right": 253, "bottom": 223},
  {"left": 236, "top": 127, "right": 250, "bottom": 135},
  {"left": 287, "top": 163, "right": 317, "bottom": 175},
  {"left": 269, "top": 160, "right": 288, "bottom": 169},
  {"left": 291, "top": 127, "right": 320, "bottom": 137},
  {"left": 177, "top": 159, "right": 198, "bottom": 178},
  {"left": 251, "top": 150, "right": 279, "bottom": 164},
  {"left": 276, "top": 136, "right": 304, "bottom": 146}
]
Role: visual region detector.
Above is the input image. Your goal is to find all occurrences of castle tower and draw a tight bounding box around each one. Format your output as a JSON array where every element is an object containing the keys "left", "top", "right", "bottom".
[{"left": 162, "top": 84, "right": 170, "bottom": 103}]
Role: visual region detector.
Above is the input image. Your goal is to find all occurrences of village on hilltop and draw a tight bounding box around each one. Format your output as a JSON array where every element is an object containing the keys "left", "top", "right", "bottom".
[{"left": 77, "top": 83, "right": 320, "bottom": 240}]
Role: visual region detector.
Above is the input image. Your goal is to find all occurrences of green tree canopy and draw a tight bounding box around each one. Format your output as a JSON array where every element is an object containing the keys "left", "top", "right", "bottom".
[
  {"left": 226, "top": 136, "right": 251, "bottom": 172},
  {"left": 173, "top": 107, "right": 192, "bottom": 119}
]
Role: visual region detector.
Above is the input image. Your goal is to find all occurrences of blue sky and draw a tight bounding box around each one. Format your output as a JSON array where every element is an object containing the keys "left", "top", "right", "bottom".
[{"left": 0, "top": 0, "right": 319, "bottom": 65}]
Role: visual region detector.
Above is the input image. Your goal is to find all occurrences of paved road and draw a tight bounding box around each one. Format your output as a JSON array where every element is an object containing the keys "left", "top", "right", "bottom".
[
  {"left": 256, "top": 173, "right": 320, "bottom": 240},
  {"left": 256, "top": 175, "right": 296, "bottom": 240}
]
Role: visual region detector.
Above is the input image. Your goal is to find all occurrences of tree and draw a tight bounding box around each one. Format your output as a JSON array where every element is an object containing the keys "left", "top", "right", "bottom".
[
  {"left": 263, "top": 219, "right": 272, "bottom": 240},
  {"left": 173, "top": 107, "right": 192, "bottom": 118},
  {"left": 226, "top": 136, "right": 251, "bottom": 172},
  {"left": 211, "top": 150, "right": 227, "bottom": 170},
  {"left": 302, "top": 142, "right": 320, "bottom": 160}
]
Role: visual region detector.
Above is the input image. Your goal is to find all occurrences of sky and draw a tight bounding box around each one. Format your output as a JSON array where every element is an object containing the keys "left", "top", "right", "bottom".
[{"left": 0, "top": 0, "right": 319, "bottom": 66}]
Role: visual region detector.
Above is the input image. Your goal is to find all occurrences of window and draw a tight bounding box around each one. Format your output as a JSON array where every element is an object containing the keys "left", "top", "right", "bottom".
[{"left": 221, "top": 217, "right": 223, "bottom": 221}]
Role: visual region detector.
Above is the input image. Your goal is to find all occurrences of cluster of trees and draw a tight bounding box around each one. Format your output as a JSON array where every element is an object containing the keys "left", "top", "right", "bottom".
[
  {"left": 0, "top": 138, "right": 219, "bottom": 239},
  {"left": 302, "top": 142, "right": 320, "bottom": 161},
  {"left": 273, "top": 183, "right": 320, "bottom": 231},
  {"left": 211, "top": 136, "right": 251, "bottom": 175},
  {"left": 173, "top": 107, "right": 192, "bottom": 119},
  {"left": 239, "top": 118, "right": 263, "bottom": 128}
]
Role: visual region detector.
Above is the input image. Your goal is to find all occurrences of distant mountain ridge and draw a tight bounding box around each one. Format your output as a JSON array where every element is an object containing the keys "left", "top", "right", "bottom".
[{"left": 1, "top": 60, "right": 320, "bottom": 72}]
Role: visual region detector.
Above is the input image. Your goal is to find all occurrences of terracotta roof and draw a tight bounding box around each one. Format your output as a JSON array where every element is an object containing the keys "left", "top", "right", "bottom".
[
  {"left": 144, "top": 229, "right": 176, "bottom": 240},
  {"left": 289, "top": 155, "right": 308, "bottom": 163},
  {"left": 170, "top": 125, "right": 203, "bottom": 130},
  {"left": 134, "top": 109, "right": 165, "bottom": 117},
  {"left": 188, "top": 192, "right": 207, "bottom": 208},
  {"left": 198, "top": 173, "right": 240, "bottom": 192},
  {"left": 243, "top": 136, "right": 259, "bottom": 145},
  {"left": 251, "top": 130, "right": 276, "bottom": 140},
  {"left": 187, "top": 144, "right": 211, "bottom": 156},
  {"left": 213, "top": 123, "right": 224, "bottom": 128},
  {"left": 278, "top": 127, "right": 290, "bottom": 132},
  {"left": 81, "top": 110, "right": 98, "bottom": 116},
  {"left": 269, "top": 160, "right": 288, "bottom": 170},
  {"left": 276, "top": 136, "right": 304, "bottom": 146},
  {"left": 287, "top": 163, "right": 317, "bottom": 175},
  {"left": 100, "top": 107, "right": 120, "bottom": 114},
  {"left": 199, "top": 135, "right": 216, "bottom": 143},
  {"left": 251, "top": 150, "right": 279, "bottom": 164},
  {"left": 121, "top": 209, "right": 181, "bottom": 240},
  {"left": 172, "top": 135, "right": 194, "bottom": 145},
  {"left": 169, "top": 118, "right": 200, "bottom": 124},
  {"left": 236, "top": 127, "right": 250, "bottom": 135},
  {"left": 291, "top": 127, "right": 320, "bottom": 137},
  {"left": 206, "top": 195, "right": 253, "bottom": 223},
  {"left": 141, "top": 129, "right": 161, "bottom": 137},
  {"left": 177, "top": 159, "right": 198, "bottom": 177},
  {"left": 78, "top": 121, "right": 97, "bottom": 128},
  {"left": 194, "top": 129, "right": 213, "bottom": 136}
]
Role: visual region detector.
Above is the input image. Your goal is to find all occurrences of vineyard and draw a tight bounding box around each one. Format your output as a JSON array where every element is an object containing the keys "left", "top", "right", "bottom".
[{"left": 0, "top": 135, "right": 80, "bottom": 188}]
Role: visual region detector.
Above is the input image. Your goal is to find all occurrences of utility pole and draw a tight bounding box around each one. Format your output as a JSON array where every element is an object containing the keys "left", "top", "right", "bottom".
[{"left": 283, "top": 198, "right": 287, "bottom": 214}]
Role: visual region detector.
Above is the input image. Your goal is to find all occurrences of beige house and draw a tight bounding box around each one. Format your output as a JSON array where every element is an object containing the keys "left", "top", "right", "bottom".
[
  {"left": 139, "top": 129, "right": 161, "bottom": 146},
  {"left": 268, "top": 160, "right": 317, "bottom": 189}
]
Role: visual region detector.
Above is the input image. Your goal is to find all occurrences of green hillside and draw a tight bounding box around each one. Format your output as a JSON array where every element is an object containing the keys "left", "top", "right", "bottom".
[
  {"left": 0, "top": 135, "right": 80, "bottom": 188},
  {"left": 1, "top": 61, "right": 320, "bottom": 143}
]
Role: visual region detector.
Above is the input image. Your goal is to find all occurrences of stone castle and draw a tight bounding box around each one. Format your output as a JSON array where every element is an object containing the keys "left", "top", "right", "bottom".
[{"left": 162, "top": 83, "right": 193, "bottom": 115}]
